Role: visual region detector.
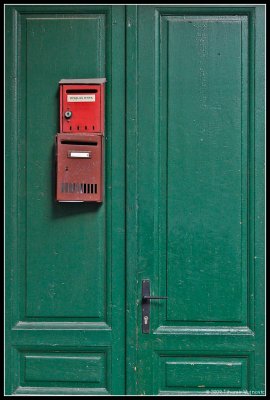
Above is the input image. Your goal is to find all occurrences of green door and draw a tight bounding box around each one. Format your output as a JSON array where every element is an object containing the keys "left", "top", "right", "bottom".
[
  {"left": 125, "top": 5, "right": 265, "bottom": 396},
  {"left": 5, "top": 5, "right": 265, "bottom": 396},
  {"left": 5, "top": 5, "right": 126, "bottom": 395}
]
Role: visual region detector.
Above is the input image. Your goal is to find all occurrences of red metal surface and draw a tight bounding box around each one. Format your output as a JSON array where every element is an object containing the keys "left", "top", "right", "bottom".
[
  {"left": 55, "top": 133, "right": 103, "bottom": 202},
  {"left": 60, "top": 83, "right": 105, "bottom": 133}
]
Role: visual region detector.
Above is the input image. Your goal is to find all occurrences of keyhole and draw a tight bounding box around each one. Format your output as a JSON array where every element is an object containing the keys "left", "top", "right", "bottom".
[{"left": 144, "top": 316, "right": 148, "bottom": 325}]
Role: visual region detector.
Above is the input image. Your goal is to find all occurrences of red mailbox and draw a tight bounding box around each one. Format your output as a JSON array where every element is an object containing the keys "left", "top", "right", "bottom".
[
  {"left": 56, "top": 78, "right": 106, "bottom": 202},
  {"left": 56, "top": 134, "right": 103, "bottom": 202},
  {"left": 59, "top": 78, "right": 106, "bottom": 134}
]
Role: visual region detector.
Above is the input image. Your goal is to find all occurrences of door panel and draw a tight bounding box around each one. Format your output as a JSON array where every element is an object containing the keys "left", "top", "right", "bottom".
[
  {"left": 154, "top": 355, "right": 248, "bottom": 394},
  {"left": 133, "top": 5, "right": 264, "bottom": 395},
  {"left": 26, "top": 15, "right": 106, "bottom": 320},
  {"left": 165, "top": 16, "right": 246, "bottom": 323},
  {"left": 5, "top": 5, "right": 125, "bottom": 395}
]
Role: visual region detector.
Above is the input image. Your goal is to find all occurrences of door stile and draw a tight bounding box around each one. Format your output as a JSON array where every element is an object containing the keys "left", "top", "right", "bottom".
[{"left": 125, "top": 5, "right": 139, "bottom": 396}]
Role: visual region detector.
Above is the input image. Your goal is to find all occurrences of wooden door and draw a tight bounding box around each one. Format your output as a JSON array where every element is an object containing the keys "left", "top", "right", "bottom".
[
  {"left": 126, "top": 5, "right": 265, "bottom": 395},
  {"left": 5, "top": 5, "right": 125, "bottom": 395},
  {"left": 5, "top": 4, "right": 265, "bottom": 396}
]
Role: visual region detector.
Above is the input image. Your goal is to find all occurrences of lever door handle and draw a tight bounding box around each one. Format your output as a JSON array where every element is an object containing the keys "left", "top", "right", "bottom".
[
  {"left": 142, "top": 295, "right": 168, "bottom": 301},
  {"left": 142, "top": 280, "right": 168, "bottom": 333}
]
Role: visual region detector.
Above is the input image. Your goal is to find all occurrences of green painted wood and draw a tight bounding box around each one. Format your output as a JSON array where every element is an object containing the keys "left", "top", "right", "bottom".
[
  {"left": 5, "top": 4, "right": 265, "bottom": 396},
  {"left": 253, "top": 6, "right": 266, "bottom": 392},
  {"left": 125, "top": 5, "right": 139, "bottom": 395},
  {"left": 24, "top": 353, "right": 104, "bottom": 383},
  {"left": 166, "top": 16, "right": 246, "bottom": 323},
  {"left": 165, "top": 358, "right": 244, "bottom": 388},
  {"left": 25, "top": 16, "right": 105, "bottom": 319},
  {"left": 133, "top": 5, "right": 265, "bottom": 396},
  {"left": 5, "top": 5, "right": 15, "bottom": 393},
  {"left": 5, "top": 4, "right": 125, "bottom": 395}
]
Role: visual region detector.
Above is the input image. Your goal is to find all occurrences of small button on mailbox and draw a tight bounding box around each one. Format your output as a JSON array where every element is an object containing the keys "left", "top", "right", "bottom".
[{"left": 56, "top": 78, "right": 106, "bottom": 203}]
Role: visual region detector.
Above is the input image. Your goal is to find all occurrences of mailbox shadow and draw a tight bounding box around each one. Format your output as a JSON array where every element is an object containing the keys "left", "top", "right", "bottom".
[{"left": 50, "top": 146, "right": 102, "bottom": 219}]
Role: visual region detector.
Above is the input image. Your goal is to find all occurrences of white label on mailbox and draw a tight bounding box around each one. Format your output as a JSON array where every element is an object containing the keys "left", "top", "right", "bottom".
[
  {"left": 67, "top": 94, "right": 95, "bottom": 102},
  {"left": 69, "top": 152, "right": 90, "bottom": 158}
]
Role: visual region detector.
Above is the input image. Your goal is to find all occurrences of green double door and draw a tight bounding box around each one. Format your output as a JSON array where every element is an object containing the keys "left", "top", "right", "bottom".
[{"left": 5, "top": 5, "right": 265, "bottom": 395}]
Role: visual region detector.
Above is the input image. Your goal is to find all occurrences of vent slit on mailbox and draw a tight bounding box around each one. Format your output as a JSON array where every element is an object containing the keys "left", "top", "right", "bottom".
[{"left": 60, "top": 182, "right": 98, "bottom": 194}]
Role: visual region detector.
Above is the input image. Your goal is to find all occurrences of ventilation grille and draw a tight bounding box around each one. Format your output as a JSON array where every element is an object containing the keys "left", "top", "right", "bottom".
[{"left": 61, "top": 183, "right": 97, "bottom": 194}]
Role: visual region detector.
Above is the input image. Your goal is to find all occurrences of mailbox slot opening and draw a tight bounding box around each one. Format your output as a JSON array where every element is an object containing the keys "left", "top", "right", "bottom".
[
  {"left": 60, "top": 140, "right": 97, "bottom": 146},
  {"left": 66, "top": 89, "right": 98, "bottom": 93}
]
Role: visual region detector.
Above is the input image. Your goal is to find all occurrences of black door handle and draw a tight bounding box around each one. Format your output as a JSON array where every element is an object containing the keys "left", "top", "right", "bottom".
[
  {"left": 142, "top": 280, "right": 168, "bottom": 333},
  {"left": 142, "top": 295, "right": 168, "bottom": 301}
]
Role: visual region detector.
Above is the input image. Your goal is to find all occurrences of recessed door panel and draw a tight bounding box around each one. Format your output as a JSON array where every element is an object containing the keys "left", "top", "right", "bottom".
[{"left": 165, "top": 16, "right": 247, "bottom": 323}]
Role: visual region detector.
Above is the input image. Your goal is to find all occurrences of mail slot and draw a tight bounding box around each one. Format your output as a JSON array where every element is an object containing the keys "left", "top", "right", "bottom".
[
  {"left": 55, "top": 133, "right": 103, "bottom": 202},
  {"left": 59, "top": 78, "right": 106, "bottom": 134}
]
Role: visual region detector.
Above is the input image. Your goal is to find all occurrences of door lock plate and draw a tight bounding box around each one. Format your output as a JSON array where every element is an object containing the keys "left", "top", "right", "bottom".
[{"left": 142, "top": 280, "right": 150, "bottom": 333}]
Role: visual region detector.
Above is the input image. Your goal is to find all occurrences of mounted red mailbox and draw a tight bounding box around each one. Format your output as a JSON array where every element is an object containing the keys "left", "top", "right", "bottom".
[
  {"left": 59, "top": 78, "right": 106, "bottom": 134},
  {"left": 56, "top": 78, "right": 106, "bottom": 202},
  {"left": 56, "top": 134, "right": 103, "bottom": 202}
]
